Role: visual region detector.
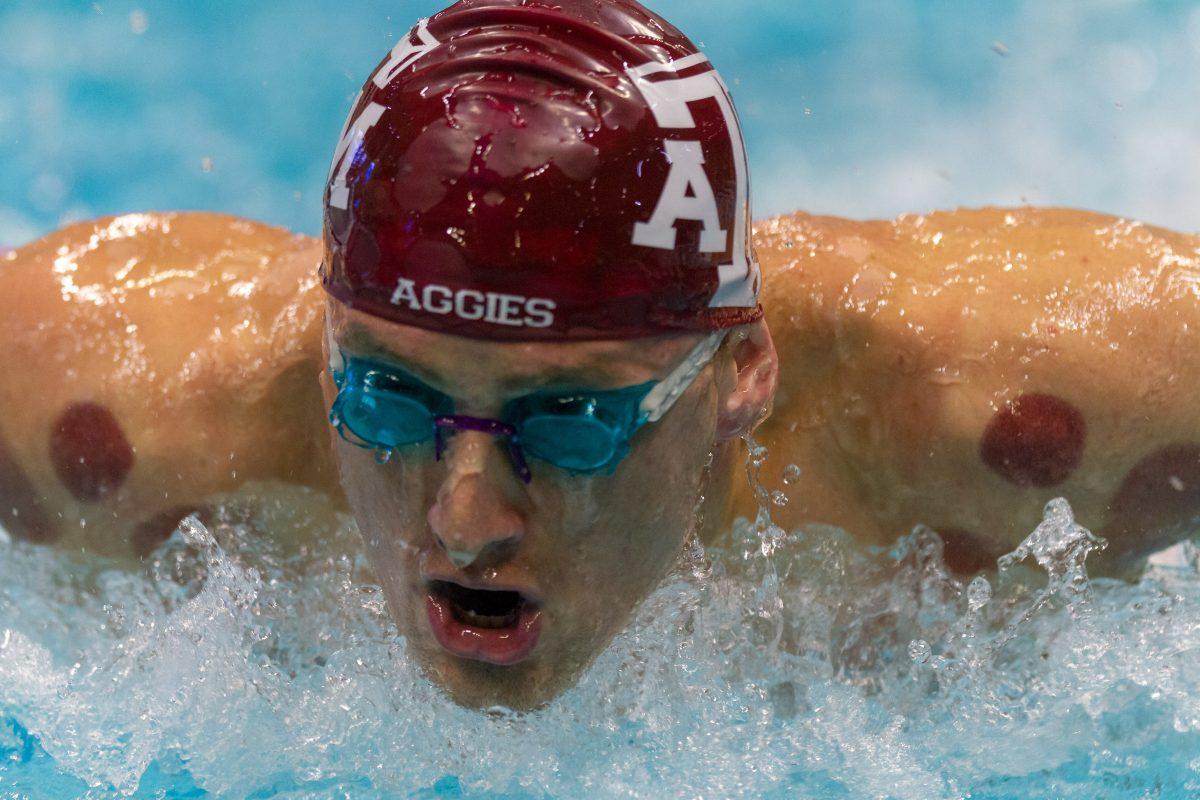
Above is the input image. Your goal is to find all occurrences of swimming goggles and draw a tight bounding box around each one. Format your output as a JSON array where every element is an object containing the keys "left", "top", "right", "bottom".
[{"left": 326, "top": 331, "right": 726, "bottom": 483}]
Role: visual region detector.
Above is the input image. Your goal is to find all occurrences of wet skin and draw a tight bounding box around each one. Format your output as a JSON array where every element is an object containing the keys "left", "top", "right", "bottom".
[
  {"left": 320, "top": 303, "right": 759, "bottom": 707},
  {"left": 0, "top": 213, "right": 342, "bottom": 558},
  {"left": 744, "top": 208, "right": 1200, "bottom": 574},
  {"left": 2, "top": 207, "right": 1199, "bottom": 705}
]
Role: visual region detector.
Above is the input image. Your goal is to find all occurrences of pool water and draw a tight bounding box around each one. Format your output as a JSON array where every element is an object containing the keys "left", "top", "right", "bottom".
[
  {"left": 3, "top": 1, "right": 1200, "bottom": 244},
  {"left": 4, "top": 2, "right": 1200, "bottom": 798},
  {"left": 0, "top": 451, "right": 1198, "bottom": 798}
]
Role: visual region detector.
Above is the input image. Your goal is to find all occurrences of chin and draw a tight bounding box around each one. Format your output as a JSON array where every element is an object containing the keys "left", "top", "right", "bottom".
[{"left": 418, "top": 648, "right": 577, "bottom": 711}]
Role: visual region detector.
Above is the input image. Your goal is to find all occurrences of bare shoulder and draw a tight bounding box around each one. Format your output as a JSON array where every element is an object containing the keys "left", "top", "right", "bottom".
[
  {"left": 0, "top": 212, "right": 340, "bottom": 558},
  {"left": 3, "top": 211, "right": 324, "bottom": 368},
  {"left": 748, "top": 208, "right": 1200, "bottom": 572},
  {"left": 756, "top": 206, "right": 1200, "bottom": 347}
]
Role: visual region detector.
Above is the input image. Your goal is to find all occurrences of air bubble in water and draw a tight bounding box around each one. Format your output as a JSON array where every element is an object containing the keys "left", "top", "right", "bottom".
[{"left": 908, "top": 639, "right": 931, "bottom": 663}]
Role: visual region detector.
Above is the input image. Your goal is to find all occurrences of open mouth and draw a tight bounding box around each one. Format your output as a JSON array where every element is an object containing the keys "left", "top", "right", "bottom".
[
  {"left": 431, "top": 580, "right": 526, "bottom": 628},
  {"left": 425, "top": 580, "right": 543, "bottom": 665}
]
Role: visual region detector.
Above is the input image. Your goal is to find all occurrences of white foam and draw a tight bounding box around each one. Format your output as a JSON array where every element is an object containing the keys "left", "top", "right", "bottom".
[{"left": 0, "top": 464, "right": 1197, "bottom": 796}]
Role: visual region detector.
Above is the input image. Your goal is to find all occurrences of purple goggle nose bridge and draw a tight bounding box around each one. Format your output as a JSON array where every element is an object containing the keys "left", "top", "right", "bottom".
[{"left": 433, "top": 415, "right": 533, "bottom": 484}]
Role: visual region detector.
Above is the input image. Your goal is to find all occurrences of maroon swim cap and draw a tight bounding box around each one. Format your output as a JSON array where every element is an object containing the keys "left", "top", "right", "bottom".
[{"left": 321, "top": 0, "right": 761, "bottom": 341}]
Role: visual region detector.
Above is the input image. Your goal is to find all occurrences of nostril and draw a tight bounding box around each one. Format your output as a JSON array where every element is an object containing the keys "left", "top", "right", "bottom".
[
  {"left": 442, "top": 543, "right": 478, "bottom": 569},
  {"left": 434, "top": 532, "right": 521, "bottom": 570}
]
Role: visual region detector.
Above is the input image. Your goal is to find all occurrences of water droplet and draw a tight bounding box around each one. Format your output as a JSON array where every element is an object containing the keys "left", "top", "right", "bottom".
[
  {"left": 967, "top": 576, "right": 992, "bottom": 611},
  {"left": 908, "top": 639, "right": 931, "bottom": 663},
  {"left": 782, "top": 464, "right": 801, "bottom": 484},
  {"left": 771, "top": 490, "right": 788, "bottom": 507},
  {"left": 374, "top": 449, "right": 393, "bottom": 465},
  {"left": 749, "top": 444, "right": 768, "bottom": 467}
]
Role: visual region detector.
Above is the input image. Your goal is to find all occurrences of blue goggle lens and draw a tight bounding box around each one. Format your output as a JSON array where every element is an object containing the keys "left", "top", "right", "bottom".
[
  {"left": 507, "top": 386, "right": 648, "bottom": 474},
  {"left": 519, "top": 414, "right": 619, "bottom": 473},
  {"left": 338, "top": 388, "right": 435, "bottom": 449}
]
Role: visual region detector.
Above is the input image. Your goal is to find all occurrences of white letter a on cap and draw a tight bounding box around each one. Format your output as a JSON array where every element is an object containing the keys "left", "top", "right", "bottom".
[{"left": 632, "top": 140, "right": 727, "bottom": 252}]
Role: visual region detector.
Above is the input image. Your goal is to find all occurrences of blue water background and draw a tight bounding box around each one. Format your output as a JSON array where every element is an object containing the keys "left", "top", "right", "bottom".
[
  {"left": 2, "top": 0, "right": 1199, "bottom": 245},
  {"left": 4, "top": 4, "right": 1200, "bottom": 799}
]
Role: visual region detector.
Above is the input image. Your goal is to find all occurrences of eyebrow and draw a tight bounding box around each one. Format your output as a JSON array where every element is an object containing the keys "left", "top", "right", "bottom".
[
  {"left": 337, "top": 322, "right": 635, "bottom": 396},
  {"left": 339, "top": 324, "right": 449, "bottom": 388}
]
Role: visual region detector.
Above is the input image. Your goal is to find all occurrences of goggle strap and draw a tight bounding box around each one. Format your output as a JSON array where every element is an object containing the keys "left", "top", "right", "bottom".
[
  {"left": 638, "top": 332, "right": 726, "bottom": 423},
  {"left": 433, "top": 415, "right": 533, "bottom": 484},
  {"left": 507, "top": 440, "right": 533, "bottom": 484},
  {"left": 435, "top": 415, "right": 516, "bottom": 438}
]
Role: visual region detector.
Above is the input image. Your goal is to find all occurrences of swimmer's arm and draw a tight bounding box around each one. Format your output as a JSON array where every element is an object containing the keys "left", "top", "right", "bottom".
[{"left": 0, "top": 213, "right": 346, "bottom": 559}]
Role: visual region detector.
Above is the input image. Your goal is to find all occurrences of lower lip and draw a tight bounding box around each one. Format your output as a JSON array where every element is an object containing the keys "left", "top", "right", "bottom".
[{"left": 425, "top": 592, "right": 543, "bottom": 666}]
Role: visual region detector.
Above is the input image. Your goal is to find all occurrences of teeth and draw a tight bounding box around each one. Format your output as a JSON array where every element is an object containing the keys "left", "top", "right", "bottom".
[
  {"left": 431, "top": 580, "right": 526, "bottom": 629},
  {"left": 456, "top": 605, "right": 519, "bottom": 629}
]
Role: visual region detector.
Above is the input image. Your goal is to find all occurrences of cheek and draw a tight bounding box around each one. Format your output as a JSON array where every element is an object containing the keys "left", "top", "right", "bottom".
[
  {"left": 333, "top": 443, "right": 429, "bottom": 565},
  {"left": 558, "top": 475, "right": 604, "bottom": 533},
  {"left": 565, "top": 397, "right": 715, "bottom": 595}
]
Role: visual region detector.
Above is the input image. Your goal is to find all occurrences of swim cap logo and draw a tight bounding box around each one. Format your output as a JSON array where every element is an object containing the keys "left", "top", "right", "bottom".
[
  {"left": 389, "top": 278, "right": 556, "bottom": 329},
  {"left": 627, "top": 55, "right": 759, "bottom": 309},
  {"left": 327, "top": 20, "right": 439, "bottom": 210}
]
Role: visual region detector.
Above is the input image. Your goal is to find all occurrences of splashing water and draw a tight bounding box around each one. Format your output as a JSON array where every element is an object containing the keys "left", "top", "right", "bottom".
[{"left": 0, "top": 461, "right": 1199, "bottom": 798}]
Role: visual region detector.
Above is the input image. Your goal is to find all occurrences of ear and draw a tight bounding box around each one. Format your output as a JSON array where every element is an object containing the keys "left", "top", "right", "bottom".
[{"left": 715, "top": 319, "right": 778, "bottom": 441}]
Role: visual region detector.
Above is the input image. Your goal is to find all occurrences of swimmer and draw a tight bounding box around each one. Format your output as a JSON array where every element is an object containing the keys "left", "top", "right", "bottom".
[{"left": 1, "top": 0, "right": 1198, "bottom": 708}]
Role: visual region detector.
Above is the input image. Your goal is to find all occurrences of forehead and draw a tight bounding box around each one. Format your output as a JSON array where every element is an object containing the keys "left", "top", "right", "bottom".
[{"left": 329, "top": 304, "right": 703, "bottom": 391}]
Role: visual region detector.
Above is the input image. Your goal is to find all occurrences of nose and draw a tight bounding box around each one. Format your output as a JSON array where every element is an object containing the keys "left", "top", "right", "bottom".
[{"left": 427, "top": 432, "right": 526, "bottom": 569}]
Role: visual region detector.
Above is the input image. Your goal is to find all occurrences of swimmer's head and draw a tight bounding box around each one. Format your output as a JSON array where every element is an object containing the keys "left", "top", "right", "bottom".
[
  {"left": 318, "top": 0, "right": 777, "bottom": 709},
  {"left": 320, "top": 0, "right": 761, "bottom": 341}
]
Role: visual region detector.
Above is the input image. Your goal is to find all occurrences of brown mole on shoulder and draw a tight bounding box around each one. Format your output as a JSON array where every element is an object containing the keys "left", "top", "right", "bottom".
[
  {"left": 979, "top": 393, "right": 1086, "bottom": 488},
  {"left": 0, "top": 433, "right": 58, "bottom": 543},
  {"left": 936, "top": 527, "right": 1004, "bottom": 576},
  {"left": 1104, "top": 443, "right": 1200, "bottom": 553},
  {"left": 50, "top": 402, "right": 135, "bottom": 502}
]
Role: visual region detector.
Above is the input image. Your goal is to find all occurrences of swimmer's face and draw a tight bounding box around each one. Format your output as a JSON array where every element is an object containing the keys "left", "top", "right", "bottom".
[{"left": 320, "top": 302, "right": 737, "bottom": 709}]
